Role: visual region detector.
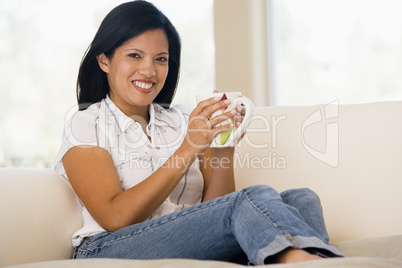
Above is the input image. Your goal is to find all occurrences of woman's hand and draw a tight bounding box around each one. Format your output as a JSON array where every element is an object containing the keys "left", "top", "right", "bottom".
[
  {"left": 234, "top": 103, "right": 247, "bottom": 143},
  {"left": 212, "top": 89, "right": 247, "bottom": 146},
  {"left": 183, "top": 96, "right": 236, "bottom": 154}
]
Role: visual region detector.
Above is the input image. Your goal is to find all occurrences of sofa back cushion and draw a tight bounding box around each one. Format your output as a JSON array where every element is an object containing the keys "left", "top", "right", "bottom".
[
  {"left": 0, "top": 168, "right": 82, "bottom": 267},
  {"left": 235, "top": 101, "right": 402, "bottom": 243}
]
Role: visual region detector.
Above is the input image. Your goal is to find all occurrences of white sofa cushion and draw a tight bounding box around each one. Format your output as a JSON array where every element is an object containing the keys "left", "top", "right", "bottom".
[
  {"left": 5, "top": 256, "right": 402, "bottom": 268},
  {"left": 0, "top": 169, "right": 82, "bottom": 267},
  {"left": 235, "top": 102, "right": 402, "bottom": 242}
]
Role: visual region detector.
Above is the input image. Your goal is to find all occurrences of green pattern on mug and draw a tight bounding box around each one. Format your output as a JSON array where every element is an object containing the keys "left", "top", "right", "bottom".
[
  {"left": 220, "top": 129, "right": 232, "bottom": 145},
  {"left": 219, "top": 118, "right": 234, "bottom": 145}
]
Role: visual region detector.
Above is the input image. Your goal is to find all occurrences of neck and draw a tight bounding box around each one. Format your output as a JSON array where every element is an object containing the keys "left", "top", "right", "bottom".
[
  {"left": 108, "top": 95, "right": 150, "bottom": 124},
  {"left": 130, "top": 109, "right": 150, "bottom": 126}
]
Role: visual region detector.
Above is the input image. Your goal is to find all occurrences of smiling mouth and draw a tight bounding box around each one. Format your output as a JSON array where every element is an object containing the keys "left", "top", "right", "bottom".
[{"left": 133, "top": 81, "right": 154, "bottom": 90}]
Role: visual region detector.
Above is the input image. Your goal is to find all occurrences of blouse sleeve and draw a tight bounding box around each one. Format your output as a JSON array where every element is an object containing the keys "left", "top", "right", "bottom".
[{"left": 53, "top": 104, "right": 101, "bottom": 177}]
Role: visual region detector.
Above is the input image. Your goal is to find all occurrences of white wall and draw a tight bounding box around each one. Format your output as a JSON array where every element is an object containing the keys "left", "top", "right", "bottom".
[{"left": 214, "top": 0, "right": 271, "bottom": 106}]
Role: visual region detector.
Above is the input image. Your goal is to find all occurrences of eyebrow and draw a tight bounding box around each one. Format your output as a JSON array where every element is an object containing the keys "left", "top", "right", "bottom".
[{"left": 125, "top": 48, "right": 169, "bottom": 56}]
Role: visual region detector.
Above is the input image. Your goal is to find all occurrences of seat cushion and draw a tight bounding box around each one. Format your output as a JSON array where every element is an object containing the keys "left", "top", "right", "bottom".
[
  {"left": 6, "top": 257, "right": 402, "bottom": 268},
  {"left": 333, "top": 234, "right": 402, "bottom": 259},
  {"left": 6, "top": 235, "right": 402, "bottom": 268}
]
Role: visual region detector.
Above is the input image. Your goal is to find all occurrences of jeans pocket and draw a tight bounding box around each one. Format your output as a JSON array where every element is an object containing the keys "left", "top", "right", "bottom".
[{"left": 75, "top": 233, "right": 110, "bottom": 258}]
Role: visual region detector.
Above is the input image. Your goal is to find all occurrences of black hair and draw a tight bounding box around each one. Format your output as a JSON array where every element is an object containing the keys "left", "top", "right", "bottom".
[{"left": 77, "top": 0, "right": 181, "bottom": 110}]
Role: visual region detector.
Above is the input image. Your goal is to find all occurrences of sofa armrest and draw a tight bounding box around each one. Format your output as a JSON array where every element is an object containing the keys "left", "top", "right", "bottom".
[{"left": 0, "top": 168, "right": 82, "bottom": 267}]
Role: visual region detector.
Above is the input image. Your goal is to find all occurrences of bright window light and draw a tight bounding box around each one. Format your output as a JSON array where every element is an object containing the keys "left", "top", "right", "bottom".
[
  {"left": 270, "top": 0, "right": 402, "bottom": 105},
  {"left": 0, "top": 0, "right": 214, "bottom": 168}
]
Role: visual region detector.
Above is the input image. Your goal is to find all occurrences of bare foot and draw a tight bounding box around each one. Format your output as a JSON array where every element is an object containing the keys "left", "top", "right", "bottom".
[{"left": 274, "top": 248, "right": 322, "bottom": 264}]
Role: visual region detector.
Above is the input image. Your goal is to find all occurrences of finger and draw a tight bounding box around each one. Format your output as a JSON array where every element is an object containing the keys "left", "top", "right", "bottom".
[
  {"left": 232, "top": 115, "right": 243, "bottom": 128},
  {"left": 233, "top": 115, "right": 243, "bottom": 125},
  {"left": 188, "top": 114, "right": 213, "bottom": 129},
  {"left": 211, "top": 122, "right": 234, "bottom": 137},
  {"left": 209, "top": 109, "right": 236, "bottom": 127},
  {"left": 237, "top": 105, "right": 246, "bottom": 116},
  {"left": 199, "top": 99, "right": 231, "bottom": 118},
  {"left": 192, "top": 96, "right": 221, "bottom": 115}
]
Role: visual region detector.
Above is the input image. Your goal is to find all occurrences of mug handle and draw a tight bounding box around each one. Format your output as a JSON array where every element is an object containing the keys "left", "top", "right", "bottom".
[{"left": 226, "top": 96, "right": 254, "bottom": 145}]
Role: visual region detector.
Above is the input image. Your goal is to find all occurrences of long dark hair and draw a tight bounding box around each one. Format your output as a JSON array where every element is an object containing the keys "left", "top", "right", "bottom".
[{"left": 77, "top": 0, "right": 181, "bottom": 110}]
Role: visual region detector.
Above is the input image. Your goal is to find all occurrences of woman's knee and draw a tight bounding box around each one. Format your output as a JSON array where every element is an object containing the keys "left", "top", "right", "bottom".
[
  {"left": 241, "top": 184, "right": 281, "bottom": 200},
  {"left": 280, "top": 188, "right": 322, "bottom": 206}
]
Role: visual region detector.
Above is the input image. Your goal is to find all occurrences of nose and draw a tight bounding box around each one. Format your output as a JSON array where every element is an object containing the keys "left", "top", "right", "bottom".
[{"left": 138, "top": 59, "right": 156, "bottom": 78}]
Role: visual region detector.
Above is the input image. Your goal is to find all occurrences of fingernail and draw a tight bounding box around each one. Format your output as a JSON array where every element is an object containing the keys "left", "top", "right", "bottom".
[
  {"left": 230, "top": 110, "right": 236, "bottom": 114},
  {"left": 224, "top": 100, "right": 230, "bottom": 104},
  {"left": 213, "top": 96, "right": 220, "bottom": 101}
]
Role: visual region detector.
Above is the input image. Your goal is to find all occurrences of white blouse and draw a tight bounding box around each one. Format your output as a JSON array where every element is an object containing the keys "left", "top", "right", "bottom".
[{"left": 54, "top": 96, "right": 204, "bottom": 247}]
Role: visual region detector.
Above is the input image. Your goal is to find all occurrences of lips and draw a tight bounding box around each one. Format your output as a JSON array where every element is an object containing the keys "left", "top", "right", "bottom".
[{"left": 133, "top": 80, "right": 154, "bottom": 93}]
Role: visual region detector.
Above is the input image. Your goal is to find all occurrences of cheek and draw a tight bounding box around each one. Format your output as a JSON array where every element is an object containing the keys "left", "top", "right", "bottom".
[
  {"left": 117, "top": 62, "right": 134, "bottom": 78},
  {"left": 160, "top": 66, "right": 169, "bottom": 83},
  {"left": 107, "top": 63, "right": 133, "bottom": 91}
]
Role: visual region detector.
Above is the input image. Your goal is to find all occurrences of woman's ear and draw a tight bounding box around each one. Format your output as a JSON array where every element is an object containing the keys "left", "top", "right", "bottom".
[{"left": 97, "top": 53, "right": 110, "bottom": 73}]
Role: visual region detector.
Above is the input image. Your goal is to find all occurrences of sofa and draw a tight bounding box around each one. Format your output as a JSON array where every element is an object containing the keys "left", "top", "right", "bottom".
[{"left": 1, "top": 101, "right": 402, "bottom": 267}]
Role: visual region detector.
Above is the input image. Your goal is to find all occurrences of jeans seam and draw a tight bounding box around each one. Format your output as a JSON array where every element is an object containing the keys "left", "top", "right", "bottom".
[
  {"left": 76, "top": 246, "right": 92, "bottom": 258},
  {"left": 241, "top": 187, "right": 283, "bottom": 236},
  {"left": 99, "top": 194, "right": 237, "bottom": 249}
]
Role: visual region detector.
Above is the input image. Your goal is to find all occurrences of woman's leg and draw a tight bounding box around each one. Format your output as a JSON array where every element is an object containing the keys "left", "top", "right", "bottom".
[
  {"left": 229, "top": 185, "right": 342, "bottom": 264},
  {"left": 280, "top": 188, "right": 330, "bottom": 242},
  {"left": 233, "top": 187, "right": 332, "bottom": 264},
  {"left": 74, "top": 185, "right": 342, "bottom": 265},
  {"left": 74, "top": 192, "right": 244, "bottom": 262}
]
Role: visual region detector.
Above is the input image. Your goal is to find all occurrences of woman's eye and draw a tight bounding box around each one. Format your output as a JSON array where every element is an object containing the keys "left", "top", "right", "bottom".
[
  {"left": 157, "top": 57, "right": 168, "bottom": 63},
  {"left": 128, "top": 53, "right": 140, "bottom": 58}
]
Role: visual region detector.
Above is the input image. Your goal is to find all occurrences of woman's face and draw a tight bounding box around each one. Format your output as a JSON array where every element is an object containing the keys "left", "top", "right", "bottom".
[{"left": 98, "top": 29, "right": 169, "bottom": 116}]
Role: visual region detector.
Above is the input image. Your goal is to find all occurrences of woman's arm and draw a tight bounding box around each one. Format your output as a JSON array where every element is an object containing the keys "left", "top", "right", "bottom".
[
  {"left": 63, "top": 142, "right": 197, "bottom": 232},
  {"left": 200, "top": 147, "right": 236, "bottom": 202},
  {"left": 200, "top": 103, "right": 246, "bottom": 201},
  {"left": 63, "top": 97, "right": 236, "bottom": 232}
]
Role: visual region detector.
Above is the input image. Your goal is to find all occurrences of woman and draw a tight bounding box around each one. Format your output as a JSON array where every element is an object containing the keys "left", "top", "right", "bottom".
[{"left": 54, "top": 0, "right": 342, "bottom": 264}]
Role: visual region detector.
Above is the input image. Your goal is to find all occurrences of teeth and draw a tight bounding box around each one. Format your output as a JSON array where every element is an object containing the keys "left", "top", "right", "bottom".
[{"left": 134, "top": 81, "right": 153, "bottom": 89}]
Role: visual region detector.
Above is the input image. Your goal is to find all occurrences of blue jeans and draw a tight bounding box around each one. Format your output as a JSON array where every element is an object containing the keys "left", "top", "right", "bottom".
[{"left": 73, "top": 185, "right": 342, "bottom": 265}]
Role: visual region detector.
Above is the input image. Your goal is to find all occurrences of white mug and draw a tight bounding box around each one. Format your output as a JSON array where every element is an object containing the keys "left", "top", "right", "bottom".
[{"left": 196, "top": 92, "right": 254, "bottom": 147}]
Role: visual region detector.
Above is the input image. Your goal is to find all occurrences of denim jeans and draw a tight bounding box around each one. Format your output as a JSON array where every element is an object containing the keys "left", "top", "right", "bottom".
[{"left": 73, "top": 185, "right": 343, "bottom": 265}]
